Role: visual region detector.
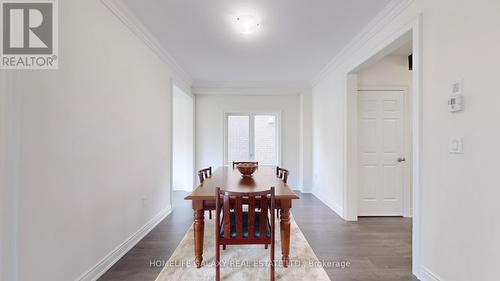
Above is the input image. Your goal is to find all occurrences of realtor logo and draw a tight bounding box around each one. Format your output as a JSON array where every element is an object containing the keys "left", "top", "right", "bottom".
[{"left": 1, "top": 0, "right": 58, "bottom": 69}]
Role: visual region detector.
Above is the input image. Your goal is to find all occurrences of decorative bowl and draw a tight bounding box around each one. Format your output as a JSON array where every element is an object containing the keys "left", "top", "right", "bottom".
[
  {"left": 239, "top": 176, "right": 256, "bottom": 187},
  {"left": 236, "top": 163, "right": 258, "bottom": 176}
]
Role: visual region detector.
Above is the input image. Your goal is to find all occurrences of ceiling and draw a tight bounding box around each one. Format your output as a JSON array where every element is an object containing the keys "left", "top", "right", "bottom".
[{"left": 121, "top": 0, "right": 392, "bottom": 82}]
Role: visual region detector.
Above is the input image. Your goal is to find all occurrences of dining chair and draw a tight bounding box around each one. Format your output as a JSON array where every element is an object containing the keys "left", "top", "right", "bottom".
[
  {"left": 198, "top": 166, "right": 212, "bottom": 218},
  {"left": 215, "top": 187, "right": 275, "bottom": 281},
  {"left": 275, "top": 166, "right": 289, "bottom": 219},
  {"left": 276, "top": 166, "right": 289, "bottom": 183},
  {"left": 232, "top": 161, "right": 259, "bottom": 168},
  {"left": 198, "top": 166, "right": 212, "bottom": 183}
]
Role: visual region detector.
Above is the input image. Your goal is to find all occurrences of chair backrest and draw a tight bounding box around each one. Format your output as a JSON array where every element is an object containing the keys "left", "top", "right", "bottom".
[
  {"left": 276, "top": 166, "right": 289, "bottom": 183},
  {"left": 198, "top": 166, "right": 212, "bottom": 183},
  {"left": 232, "top": 161, "right": 259, "bottom": 168},
  {"left": 216, "top": 187, "right": 275, "bottom": 243}
]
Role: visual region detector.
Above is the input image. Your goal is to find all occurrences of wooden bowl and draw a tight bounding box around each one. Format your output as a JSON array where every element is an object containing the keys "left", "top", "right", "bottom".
[
  {"left": 236, "top": 163, "right": 258, "bottom": 176},
  {"left": 239, "top": 176, "right": 256, "bottom": 187}
]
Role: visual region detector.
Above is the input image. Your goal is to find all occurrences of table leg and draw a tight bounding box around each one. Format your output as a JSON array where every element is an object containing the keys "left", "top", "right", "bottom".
[
  {"left": 194, "top": 208, "right": 205, "bottom": 268},
  {"left": 279, "top": 202, "right": 291, "bottom": 267}
]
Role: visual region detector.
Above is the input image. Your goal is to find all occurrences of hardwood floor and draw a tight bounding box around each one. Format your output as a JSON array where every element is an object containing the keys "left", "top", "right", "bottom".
[
  {"left": 99, "top": 191, "right": 418, "bottom": 281},
  {"left": 292, "top": 193, "right": 417, "bottom": 281}
]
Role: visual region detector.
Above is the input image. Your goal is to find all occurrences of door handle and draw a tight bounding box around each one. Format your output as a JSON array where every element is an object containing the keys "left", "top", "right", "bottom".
[{"left": 397, "top": 157, "right": 406, "bottom": 163}]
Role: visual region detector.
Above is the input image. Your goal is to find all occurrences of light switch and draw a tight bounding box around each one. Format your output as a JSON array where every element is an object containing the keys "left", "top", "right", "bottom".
[{"left": 449, "top": 137, "right": 463, "bottom": 154}]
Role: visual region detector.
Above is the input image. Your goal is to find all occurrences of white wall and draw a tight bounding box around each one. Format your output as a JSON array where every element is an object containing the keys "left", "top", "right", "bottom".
[
  {"left": 311, "top": 0, "right": 500, "bottom": 280},
  {"left": 311, "top": 76, "right": 346, "bottom": 214},
  {"left": 299, "top": 93, "right": 313, "bottom": 192},
  {"left": 172, "top": 85, "right": 195, "bottom": 191},
  {"left": 195, "top": 94, "right": 301, "bottom": 189},
  {"left": 0, "top": 73, "right": 19, "bottom": 281},
  {"left": 0, "top": 73, "right": 7, "bottom": 281},
  {"left": 357, "top": 55, "right": 412, "bottom": 87},
  {"left": 1, "top": 0, "right": 185, "bottom": 280}
]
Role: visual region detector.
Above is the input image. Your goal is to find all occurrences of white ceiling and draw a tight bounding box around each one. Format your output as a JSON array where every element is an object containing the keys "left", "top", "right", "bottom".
[{"left": 121, "top": 0, "right": 392, "bottom": 82}]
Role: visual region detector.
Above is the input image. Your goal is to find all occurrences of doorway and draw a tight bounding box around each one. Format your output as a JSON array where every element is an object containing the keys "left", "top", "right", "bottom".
[
  {"left": 345, "top": 30, "right": 416, "bottom": 219},
  {"left": 345, "top": 23, "right": 422, "bottom": 275},
  {"left": 354, "top": 40, "right": 414, "bottom": 217},
  {"left": 172, "top": 84, "right": 195, "bottom": 192}
]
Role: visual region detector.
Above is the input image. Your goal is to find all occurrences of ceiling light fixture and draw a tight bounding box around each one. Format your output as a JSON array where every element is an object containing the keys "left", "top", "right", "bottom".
[{"left": 234, "top": 14, "right": 261, "bottom": 35}]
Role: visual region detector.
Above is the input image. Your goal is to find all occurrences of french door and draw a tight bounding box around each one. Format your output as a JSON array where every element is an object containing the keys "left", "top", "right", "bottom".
[{"left": 224, "top": 112, "right": 280, "bottom": 166}]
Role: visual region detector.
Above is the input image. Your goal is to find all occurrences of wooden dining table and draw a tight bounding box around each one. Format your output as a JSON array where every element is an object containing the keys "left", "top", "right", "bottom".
[{"left": 185, "top": 166, "right": 299, "bottom": 268}]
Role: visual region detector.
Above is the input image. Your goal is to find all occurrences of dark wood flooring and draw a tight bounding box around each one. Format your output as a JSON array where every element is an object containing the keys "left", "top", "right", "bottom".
[{"left": 99, "top": 191, "right": 418, "bottom": 281}]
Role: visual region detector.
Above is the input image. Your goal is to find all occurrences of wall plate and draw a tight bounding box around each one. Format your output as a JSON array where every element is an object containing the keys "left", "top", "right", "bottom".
[{"left": 449, "top": 137, "right": 463, "bottom": 154}]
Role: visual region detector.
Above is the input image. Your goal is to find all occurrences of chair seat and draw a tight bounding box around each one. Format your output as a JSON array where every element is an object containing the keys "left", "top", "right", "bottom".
[{"left": 220, "top": 211, "right": 271, "bottom": 238}]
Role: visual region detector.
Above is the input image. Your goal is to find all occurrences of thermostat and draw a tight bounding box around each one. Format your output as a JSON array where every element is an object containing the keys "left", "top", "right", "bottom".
[
  {"left": 449, "top": 80, "right": 464, "bottom": 112},
  {"left": 448, "top": 94, "right": 464, "bottom": 112}
]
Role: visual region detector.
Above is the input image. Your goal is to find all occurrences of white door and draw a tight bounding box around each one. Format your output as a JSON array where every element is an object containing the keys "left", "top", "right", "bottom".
[{"left": 358, "top": 90, "right": 406, "bottom": 216}]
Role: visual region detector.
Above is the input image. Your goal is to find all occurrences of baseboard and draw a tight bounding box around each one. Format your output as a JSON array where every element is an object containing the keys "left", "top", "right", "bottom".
[
  {"left": 403, "top": 205, "right": 413, "bottom": 218},
  {"left": 173, "top": 187, "right": 192, "bottom": 192},
  {"left": 298, "top": 186, "right": 313, "bottom": 194},
  {"left": 311, "top": 190, "right": 343, "bottom": 218},
  {"left": 77, "top": 207, "right": 173, "bottom": 281},
  {"left": 420, "top": 266, "right": 442, "bottom": 281},
  {"left": 292, "top": 185, "right": 313, "bottom": 194}
]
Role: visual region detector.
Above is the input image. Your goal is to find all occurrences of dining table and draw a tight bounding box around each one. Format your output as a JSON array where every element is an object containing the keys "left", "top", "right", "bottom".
[{"left": 184, "top": 166, "right": 300, "bottom": 268}]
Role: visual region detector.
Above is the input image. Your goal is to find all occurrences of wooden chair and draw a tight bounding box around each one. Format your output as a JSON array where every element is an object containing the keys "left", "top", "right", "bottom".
[
  {"left": 198, "top": 167, "right": 212, "bottom": 218},
  {"left": 198, "top": 166, "right": 212, "bottom": 183},
  {"left": 215, "top": 187, "right": 275, "bottom": 281},
  {"left": 276, "top": 166, "right": 289, "bottom": 183},
  {"left": 232, "top": 161, "right": 258, "bottom": 168},
  {"left": 275, "top": 166, "right": 289, "bottom": 219}
]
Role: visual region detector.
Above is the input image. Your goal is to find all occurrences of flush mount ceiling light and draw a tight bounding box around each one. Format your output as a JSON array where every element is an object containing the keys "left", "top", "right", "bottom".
[{"left": 234, "top": 14, "right": 261, "bottom": 35}]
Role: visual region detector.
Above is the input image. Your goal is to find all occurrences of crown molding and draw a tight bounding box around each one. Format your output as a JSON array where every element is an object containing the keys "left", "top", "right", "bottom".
[
  {"left": 192, "top": 81, "right": 311, "bottom": 96},
  {"left": 311, "top": 0, "right": 414, "bottom": 86},
  {"left": 100, "top": 0, "right": 194, "bottom": 87}
]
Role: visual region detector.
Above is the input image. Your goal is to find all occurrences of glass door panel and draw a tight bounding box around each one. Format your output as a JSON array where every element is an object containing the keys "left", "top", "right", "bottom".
[
  {"left": 254, "top": 115, "right": 277, "bottom": 165},
  {"left": 227, "top": 115, "right": 250, "bottom": 162}
]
